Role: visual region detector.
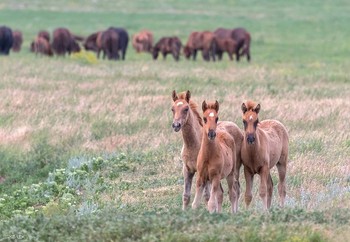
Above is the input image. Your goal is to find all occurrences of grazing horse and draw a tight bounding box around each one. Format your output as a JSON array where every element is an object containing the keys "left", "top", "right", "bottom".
[
  {"left": 183, "top": 31, "right": 216, "bottom": 61},
  {"left": 213, "top": 27, "right": 251, "bottom": 62},
  {"left": 52, "top": 27, "right": 80, "bottom": 56},
  {"left": 83, "top": 32, "right": 100, "bottom": 52},
  {"left": 171, "top": 91, "right": 243, "bottom": 211},
  {"left": 192, "top": 100, "right": 239, "bottom": 213},
  {"left": 108, "top": 27, "right": 129, "bottom": 60},
  {"left": 33, "top": 36, "right": 53, "bottom": 56},
  {"left": 97, "top": 29, "right": 119, "bottom": 60},
  {"left": 0, "top": 26, "right": 13, "bottom": 55},
  {"left": 12, "top": 30, "right": 23, "bottom": 52},
  {"left": 153, "top": 37, "right": 182, "bottom": 61},
  {"left": 240, "top": 101, "right": 288, "bottom": 210},
  {"left": 38, "top": 30, "right": 50, "bottom": 42},
  {"left": 214, "top": 37, "right": 236, "bottom": 61},
  {"left": 132, "top": 30, "right": 153, "bottom": 53},
  {"left": 232, "top": 28, "right": 251, "bottom": 62}
]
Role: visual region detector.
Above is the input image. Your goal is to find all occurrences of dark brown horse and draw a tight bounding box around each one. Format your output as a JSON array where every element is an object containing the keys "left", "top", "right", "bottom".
[
  {"left": 83, "top": 32, "right": 100, "bottom": 52},
  {"left": 51, "top": 27, "right": 81, "bottom": 56},
  {"left": 241, "top": 101, "right": 288, "bottom": 210},
  {"left": 153, "top": 36, "right": 182, "bottom": 61},
  {"left": 184, "top": 31, "right": 216, "bottom": 61},
  {"left": 97, "top": 29, "right": 119, "bottom": 60},
  {"left": 214, "top": 37, "right": 236, "bottom": 61},
  {"left": 214, "top": 27, "right": 251, "bottom": 62},
  {"left": 38, "top": 30, "right": 50, "bottom": 42}
]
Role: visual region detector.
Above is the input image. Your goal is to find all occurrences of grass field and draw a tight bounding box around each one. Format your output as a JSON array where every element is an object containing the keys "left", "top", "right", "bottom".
[{"left": 0, "top": 0, "right": 350, "bottom": 241}]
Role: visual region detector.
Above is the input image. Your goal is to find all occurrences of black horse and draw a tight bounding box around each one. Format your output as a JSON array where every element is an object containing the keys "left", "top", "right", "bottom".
[
  {"left": 108, "top": 27, "right": 129, "bottom": 60},
  {"left": 0, "top": 26, "right": 14, "bottom": 55}
]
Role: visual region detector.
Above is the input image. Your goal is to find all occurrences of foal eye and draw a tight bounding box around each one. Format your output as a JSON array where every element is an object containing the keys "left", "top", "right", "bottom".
[
  {"left": 171, "top": 108, "right": 174, "bottom": 112},
  {"left": 203, "top": 117, "right": 207, "bottom": 123},
  {"left": 215, "top": 117, "right": 219, "bottom": 123},
  {"left": 183, "top": 107, "right": 189, "bottom": 112},
  {"left": 243, "top": 120, "right": 247, "bottom": 128}
]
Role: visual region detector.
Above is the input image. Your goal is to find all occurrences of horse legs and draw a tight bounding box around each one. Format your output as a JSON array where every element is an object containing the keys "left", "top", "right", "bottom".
[
  {"left": 217, "top": 183, "right": 224, "bottom": 213},
  {"left": 182, "top": 166, "right": 194, "bottom": 210},
  {"left": 267, "top": 173, "right": 273, "bottom": 209},
  {"left": 276, "top": 161, "right": 287, "bottom": 207},
  {"left": 228, "top": 51, "right": 234, "bottom": 61},
  {"left": 192, "top": 49, "right": 197, "bottom": 61},
  {"left": 208, "top": 176, "right": 221, "bottom": 213},
  {"left": 235, "top": 47, "right": 240, "bottom": 62},
  {"left": 259, "top": 166, "right": 270, "bottom": 210},
  {"left": 244, "top": 167, "right": 254, "bottom": 208},
  {"left": 203, "top": 182, "right": 211, "bottom": 203},
  {"left": 217, "top": 51, "right": 223, "bottom": 61},
  {"left": 226, "top": 173, "right": 238, "bottom": 213},
  {"left": 192, "top": 177, "right": 205, "bottom": 210}
]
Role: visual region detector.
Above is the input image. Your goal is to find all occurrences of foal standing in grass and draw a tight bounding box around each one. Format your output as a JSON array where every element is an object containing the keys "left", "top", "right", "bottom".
[
  {"left": 171, "top": 91, "right": 242, "bottom": 211},
  {"left": 240, "top": 101, "right": 289, "bottom": 210},
  {"left": 192, "top": 100, "right": 240, "bottom": 213}
]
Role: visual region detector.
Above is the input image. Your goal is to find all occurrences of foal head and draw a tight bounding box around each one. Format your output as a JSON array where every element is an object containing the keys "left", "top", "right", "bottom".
[
  {"left": 202, "top": 100, "right": 219, "bottom": 141},
  {"left": 241, "top": 101, "right": 260, "bottom": 144},
  {"left": 171, "top": 90, "right": 192, "bottom": 132}
]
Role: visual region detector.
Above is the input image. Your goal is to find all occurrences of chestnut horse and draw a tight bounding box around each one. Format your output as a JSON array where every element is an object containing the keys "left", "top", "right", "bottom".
[
  {"left": 183, "top": 31, "right": 215, "bottom": 61},
  {"left": 241, "top": 101, "right": 288, "bottom": 210},
  {"left": 171, "top": 91, "right": 243, "bottom": 211},
  {"left": 132, "top": 30, "right": 153, "bottom": 53},
  {"left": 192, "top": 100, "right": 239, "bottom": 213}
]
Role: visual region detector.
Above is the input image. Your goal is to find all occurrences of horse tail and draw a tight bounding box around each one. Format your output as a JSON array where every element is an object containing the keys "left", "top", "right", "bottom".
[{"left": 241, "top": 33, "right": 251, "bottom": 61}]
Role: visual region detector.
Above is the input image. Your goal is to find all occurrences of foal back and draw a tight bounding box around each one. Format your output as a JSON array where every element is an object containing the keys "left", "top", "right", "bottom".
[{"left": 259, "top": 119, "right": 289, "bottom": 168}]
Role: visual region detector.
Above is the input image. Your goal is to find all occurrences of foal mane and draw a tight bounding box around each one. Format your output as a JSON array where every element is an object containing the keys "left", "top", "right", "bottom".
[
  {"left": 177, "top": 92, "right": 203, "bottom": 127},
  {"left": 245, "top": 100, "right": 257, "bottom": 111}
]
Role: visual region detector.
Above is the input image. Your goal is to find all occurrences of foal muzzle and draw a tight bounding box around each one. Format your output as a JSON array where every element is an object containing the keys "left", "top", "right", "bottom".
[
  {"left": 172, "top": 121, "right": 181, "bottom": 132},
  {"left": 208, "top": 130, "right": 216, "bottom": 140},
  {"left": 247, "top": 134, "right": 255, "bottom": 144}
]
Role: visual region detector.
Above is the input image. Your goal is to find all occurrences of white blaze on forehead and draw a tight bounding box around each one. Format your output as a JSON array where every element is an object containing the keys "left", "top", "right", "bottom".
[
  {"left": 209, "top": 112, "right": 215, "bottom": 117},
  {"left": 176, "top": 102, "right": 184, "bottom": 106},
  {"left": 249, "top": 115, "right": 253, "bottom": 120}
]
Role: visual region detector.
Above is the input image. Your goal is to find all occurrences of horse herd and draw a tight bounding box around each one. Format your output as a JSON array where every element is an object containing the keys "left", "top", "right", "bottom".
[
  {"left": 0, "top": 25, "right": 251, "bottom": 62},
  {"left": 171, "top": 91, "right": 289, "bottom": 213}
]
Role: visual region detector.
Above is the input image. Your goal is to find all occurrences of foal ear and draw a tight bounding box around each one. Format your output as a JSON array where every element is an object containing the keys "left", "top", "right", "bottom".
[
  {"left": 172, "top": 90, "right": 178, "bottom": 102},
  {"left": 202, "top": 100, "right": 208, "bottom": 112},
  {"left": 214, "top": 100, "right": 219, "bottom": 112},
  {"left": 185, "top": 90, "right": 191, "bottom": 103},
  {"left": 241, "top": 102, "right": 248, "bottom": 114},
  {"left": 254, "top": 104, "right": 261, "bottom": 114}
]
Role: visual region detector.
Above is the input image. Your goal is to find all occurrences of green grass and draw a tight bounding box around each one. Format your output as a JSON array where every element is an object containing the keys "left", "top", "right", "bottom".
[{"left": 0, "top": 0, "right": 350, "bottom": 241}]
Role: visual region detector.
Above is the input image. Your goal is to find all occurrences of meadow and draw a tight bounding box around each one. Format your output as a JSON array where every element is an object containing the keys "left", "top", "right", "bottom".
[{"left": 0, "top": 0, "right": 350, "bottom": 241}]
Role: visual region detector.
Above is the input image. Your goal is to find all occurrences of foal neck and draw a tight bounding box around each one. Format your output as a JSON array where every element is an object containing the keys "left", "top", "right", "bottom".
[{"left": 182, "top": 109, "right": 202, "bottom": 148}]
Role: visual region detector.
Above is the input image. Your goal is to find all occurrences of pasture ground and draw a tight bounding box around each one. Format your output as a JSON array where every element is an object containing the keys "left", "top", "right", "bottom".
[{"left": 0, "top": 0, "right": 349, "bottom": 241}]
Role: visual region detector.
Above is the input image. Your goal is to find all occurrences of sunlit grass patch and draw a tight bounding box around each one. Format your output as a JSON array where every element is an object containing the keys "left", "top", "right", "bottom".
[{"left": 70, "top": 50, "right": 98, "bottom": 65}]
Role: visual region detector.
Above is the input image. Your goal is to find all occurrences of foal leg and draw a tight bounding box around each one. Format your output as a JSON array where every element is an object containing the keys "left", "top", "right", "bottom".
[
  {"left": 267, "top": 173, "right": 273, "bottom": 209},
  {"left": 259, "top": 166, "right": 270, "bottom": 210},
  {"left": 277, "top": 161, "right": 287, "bottom": 207},
  {"left": 182, "top": 166, "right": 194, "bottom": 210},
  {"left": 203, "top": 181, "right": 211, "bottom": 203},
  {"left": 244, "top": 167, "right": 254, "bottom": 208},
  {"left": 226, "top": 173, "right": 238, "bottom": 213},
  {"left": 208, "top": 176, "right": 221, "bottom": 213},
  {"left": 216, "top": 182, "right": 224, "bottom": 213},
  {"left": 192, "top": 177, "right": 205, "bottom": 210}
]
